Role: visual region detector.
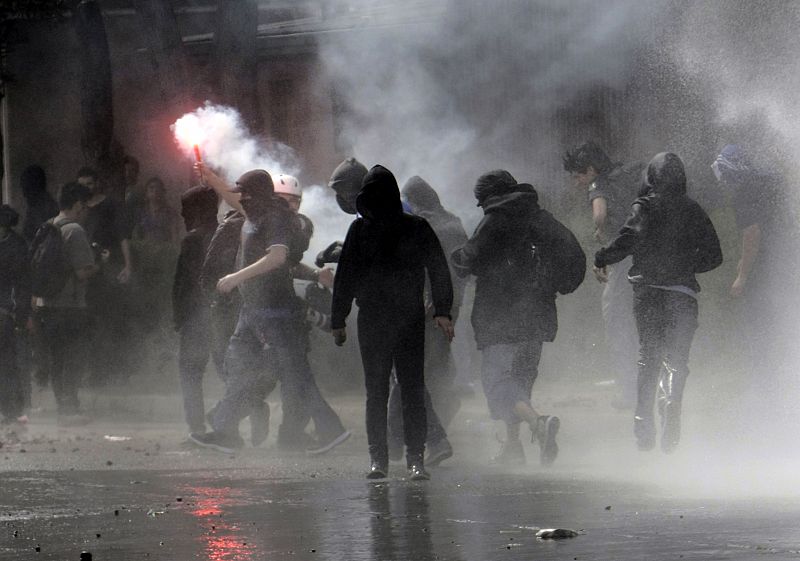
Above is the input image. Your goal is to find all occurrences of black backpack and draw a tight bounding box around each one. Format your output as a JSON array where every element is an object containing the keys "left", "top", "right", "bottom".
[{"left": 30, "top": 220, "right": 70, "bottom": 298}]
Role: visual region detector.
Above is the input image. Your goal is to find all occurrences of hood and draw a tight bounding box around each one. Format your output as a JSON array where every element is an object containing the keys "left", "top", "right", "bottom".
[
  {"left": 355, "top": 165, "right": 403, "bottom": 221},
  {"left": 644, "top": 153, "right": 686, "bottom": 196},
  {"left": 328, "top": 157, "right": 368, "bottom": 215},
  {"left": 401, "top": 175, "right": 442, "bottom": 214},
  {"left": 180, "top": 186, "right": 218, "bottom": 230},
  {"left": 481, "top": 183, "right": 540, "bottom": 216},
  {"left": 474, "top": 170, "right": 517, "bottom": 206}
]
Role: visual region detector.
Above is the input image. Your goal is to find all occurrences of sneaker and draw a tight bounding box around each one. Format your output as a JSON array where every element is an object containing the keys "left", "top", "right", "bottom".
[
  {"left": 533, "top": 415, "right": 560, "bottom": 466},
  {"left": 249, "top": 402, "right": 270, "bottom": 447},
  {"left": 366, "top": 459, "right": 388, "bottom": 479},
  {"left": 189, "top": 431, "right": 244, "bottom": 454},
  {"left": 490, "top": 438, "right": 525, "bottom": 465},
  {"left": 306, "top": 429, "right": 351, "bottom": 456},
  {"left": 407, "top": 456, "right": 430, "bottom": 481},
  {"left": 57, "top": 413, "right": 93, "bottom": 427},
  {"left": 425, "top": 438, "right": 453, "bottom": 467},
  {"left": 634, "top": 415, "right": 656, "bottom": 451}
]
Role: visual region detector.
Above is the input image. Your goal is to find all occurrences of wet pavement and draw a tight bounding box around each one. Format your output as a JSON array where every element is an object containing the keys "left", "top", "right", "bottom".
[{"left": 2, "top": 391, "right": 800, "bottom": 560}]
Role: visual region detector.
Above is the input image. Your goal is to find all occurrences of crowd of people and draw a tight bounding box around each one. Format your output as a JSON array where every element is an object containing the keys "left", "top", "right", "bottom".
[{"left": 0, "top": 141, "right": 794, "bottom": 479}]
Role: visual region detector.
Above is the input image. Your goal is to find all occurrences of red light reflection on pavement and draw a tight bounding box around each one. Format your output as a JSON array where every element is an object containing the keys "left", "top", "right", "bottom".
[{"left": 187, "top": 485, "right": 257, "bottom": 561}]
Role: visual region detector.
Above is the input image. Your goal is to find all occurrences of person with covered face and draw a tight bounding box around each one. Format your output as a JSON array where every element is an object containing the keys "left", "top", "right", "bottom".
[
  {"left": 191, "top": 164, "right": 348, "bottom": 455},
  {"left": 594, "top": 153, "right": 722, "bottom": 453},
  {"left": 710, "top": 145, "right": 796, "bottom": 387},
  {"left": 331, "top": 165, "right": 454, "bottom": 480},
  {"left": 452, "top": 171, "right": 585, "bottom": 467},
  {"left": 381, "top": 175, "right": 468, "bottom": 466}
]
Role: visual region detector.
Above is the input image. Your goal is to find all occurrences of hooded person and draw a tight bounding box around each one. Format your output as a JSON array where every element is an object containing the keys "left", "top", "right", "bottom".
[
  {"left": 331, "top": 165, "right": 454, "bottom": 480},
  {"left": 595, "top": 152, "right": 723, "bottom": 453},
  {"left": 378, "top": 176, "right": 468, "bottom": 465},
  {"left": 452, "top": 170, "right": 585, "bottom": 468}
]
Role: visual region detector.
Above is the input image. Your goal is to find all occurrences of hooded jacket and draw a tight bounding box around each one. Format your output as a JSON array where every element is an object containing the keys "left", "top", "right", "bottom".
[
  {"left": 172, "top": 186, "right": 219, "bottom": 329},
  {"left": 328, "top": 157, "right": 368, "bottom": 215},
  {"left": 331, "top": 165, "right": 453, "bottom": 328},
  {"left": 452, "top": 181, "right": 585, "bottom": 348},
  {"left": 594, "top": 153, "right": 723, "bottom": 292},
  {"left": 402, "top": 176, "right": 469, "bottom": 315}
]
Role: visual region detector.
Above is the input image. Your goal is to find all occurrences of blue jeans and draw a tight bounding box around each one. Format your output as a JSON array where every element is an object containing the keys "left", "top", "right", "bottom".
[{"left": 212, "top": 307, "right": 343, "bottom": 441}]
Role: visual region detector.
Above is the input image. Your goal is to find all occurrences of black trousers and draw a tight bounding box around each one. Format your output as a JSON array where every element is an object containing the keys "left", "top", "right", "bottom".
[
  {"left": 358, "top": 311, "right": 427, "bottom": 462},
  {"left": 633, "top": 286, "right": 698, "bottom": 425},
  {"left": 34, "top": 307, "right": 92, "bottom": 415}
]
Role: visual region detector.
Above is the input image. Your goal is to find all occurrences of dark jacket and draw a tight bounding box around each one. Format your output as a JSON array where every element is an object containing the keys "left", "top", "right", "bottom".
[
  {"left": 172, "top": 186, "right": 219, "bottom": 329},
  {"left": 594, "top": 153, "right": 723, "bottom": 292},
  {"left": 0, "top": 229, "right": 31, "bottom": 322},
  {"left": 452, "top": 183, "right": 585, "bottom": 349},
  {"left": 402, "top": 176, "right": 469, "bottom": 315},
  {"left": 331, "top": 165, "right": 453, "bottom": 329}
]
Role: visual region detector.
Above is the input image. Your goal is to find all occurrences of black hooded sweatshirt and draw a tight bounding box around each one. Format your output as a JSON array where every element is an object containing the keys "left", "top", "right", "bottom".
[
  {"left": 594, "top": 153, "right": 723, "bottom": 292},
  {"left": 452, "top": 182, "right": 585, "bottom": 349},
  {"left": 331, "top": 165, "right": 453, "bottom": 329},
  {"left": 402, "top": 176, "right": 469, "bottom": 314}
]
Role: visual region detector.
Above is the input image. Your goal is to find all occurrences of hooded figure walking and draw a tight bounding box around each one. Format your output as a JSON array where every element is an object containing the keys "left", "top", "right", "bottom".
[
  {"left": 331, "top": 165, "right": 454, "bottom": 480},
  {"left": 452, "top": 171, "right": 585, "bottom": 467},
  {"left": 594, "top": 153, "right": 722, "bottom": 453}
]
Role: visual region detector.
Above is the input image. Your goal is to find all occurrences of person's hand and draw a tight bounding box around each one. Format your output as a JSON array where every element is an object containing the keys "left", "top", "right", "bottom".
[
  {"left": 317, "top": 267, "right": 335, "bottom": 289},
  {"left": 217, "top": 273, "right": 240, "bottom": 294},
  {"left": 332, "top": 327, "right": 347, "bottom": 347},
  {"left": 593, "top": 228, "right": 606, "bottom": 243},
  {"left": 117, "top": 265, "right": 131, "bottom": 284},
  {"left": 730, "top": 275, "right": 746, "bottom": 298},
  {"left": 434, "top": 316, "right": 455, "bottom": 342},
  {"left": 592, "top": 265, "right": 608, "bottom": 283}
]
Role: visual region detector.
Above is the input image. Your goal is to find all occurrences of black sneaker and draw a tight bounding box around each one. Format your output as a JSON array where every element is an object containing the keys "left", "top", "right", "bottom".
[
  {"left": 407, "top": 456, "right": 430, "bottom": 481},
  {"left": 490, "top": 438, "right": 525, "bottom": 465},
  {"left": 425, "top": 438, "right": 453, "bottom": 467},
  {"left": 366, "top": 459, "right": 388, "bottom": 479},
  {"left": 189, "top": 431, "right": 244, "bottom": 454},
  {"left": 534, "top": 415, "right": 560, "bottom": 466},
  {"left": 249, "top": 402, "right": 270, "bottom": 447},
  {"left": 306, "top": 429, "right": 351, "bottom": 456}
]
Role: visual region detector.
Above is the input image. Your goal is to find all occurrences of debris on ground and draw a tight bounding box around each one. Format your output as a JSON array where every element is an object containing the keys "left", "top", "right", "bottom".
[{"left": 536, "top": 528, "right": 580, "bottom": 540}]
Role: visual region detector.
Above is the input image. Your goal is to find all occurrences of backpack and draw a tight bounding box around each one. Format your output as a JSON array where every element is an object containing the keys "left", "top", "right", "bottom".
[{"left": 30, "top": 220, "right": 69, "bottom": 298}]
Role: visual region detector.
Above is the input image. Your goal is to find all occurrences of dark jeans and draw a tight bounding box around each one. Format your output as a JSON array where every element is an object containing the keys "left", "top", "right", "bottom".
[
  {"left": 633, "top": 286, "right": 698, "bottom": 425},
  {"left": 358, "top": 311, "right": 427, "bottom": 461},
  {"left": 0, "top": 313, "right": 24, "bottom": 420},
  {"left": 387, "top": 319, "right": 456, "bottom": 449},
  {"left": 178, "top": 306, "right": 227, "bottom": 433},
  {"left": 34, "top": 307, "right": 92, "bottom": 415},
  {"left": 213, "top": 307, "right": 343, "bottom": 441}
]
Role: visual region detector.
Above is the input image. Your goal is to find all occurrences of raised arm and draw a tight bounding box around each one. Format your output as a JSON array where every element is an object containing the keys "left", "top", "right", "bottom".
[{"left": 196, "top": 163, "right": 245, "bottom": 216}]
